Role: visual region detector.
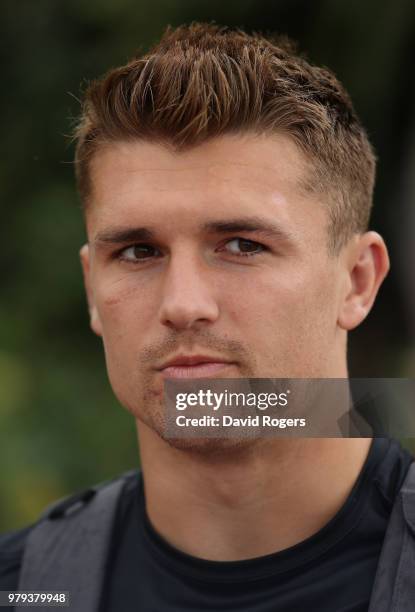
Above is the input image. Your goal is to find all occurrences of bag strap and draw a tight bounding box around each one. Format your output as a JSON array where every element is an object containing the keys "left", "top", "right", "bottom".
[
  {"left": 368, "top": 461, "right": 415, "bottom": 612},
  {"left": 16, "top": 470, "right": 138, "bottom": 612}
]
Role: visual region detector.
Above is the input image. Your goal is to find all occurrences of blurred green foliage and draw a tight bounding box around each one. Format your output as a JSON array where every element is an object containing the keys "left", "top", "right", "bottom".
[{"left": 1, "top": 0, "right": 414, "bottom": 531}]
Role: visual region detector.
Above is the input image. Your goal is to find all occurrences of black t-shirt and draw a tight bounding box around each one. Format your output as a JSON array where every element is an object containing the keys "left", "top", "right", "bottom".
[{"left": 0, "top": 438, "right": 413, "bottom": 611}]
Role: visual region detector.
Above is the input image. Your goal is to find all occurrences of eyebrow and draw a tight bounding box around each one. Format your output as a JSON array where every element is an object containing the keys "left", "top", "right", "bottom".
[
  {"left": 93, "top": 216, "right": 294, "bottom": 246},
  {"left": 93, "top": 227, "right": 155, "bottom": 245},
  {"left": 202, "top": 217, "right": 293, "bottom": 241}
]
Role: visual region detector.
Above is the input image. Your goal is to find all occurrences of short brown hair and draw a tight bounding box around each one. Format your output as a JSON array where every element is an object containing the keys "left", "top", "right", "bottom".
[{"left": 74, "top": 22, "right": 376, "bottom": 252}]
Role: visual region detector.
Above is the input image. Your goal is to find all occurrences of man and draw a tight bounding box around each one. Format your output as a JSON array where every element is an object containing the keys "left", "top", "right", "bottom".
[{"left": 1, "top": 23, "right": 413, "bottom": 611}]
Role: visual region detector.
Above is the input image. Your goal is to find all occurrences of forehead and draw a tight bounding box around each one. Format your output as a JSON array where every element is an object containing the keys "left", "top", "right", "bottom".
[{"left": 86, "top": 133, "right": 325, "bottom": 237}]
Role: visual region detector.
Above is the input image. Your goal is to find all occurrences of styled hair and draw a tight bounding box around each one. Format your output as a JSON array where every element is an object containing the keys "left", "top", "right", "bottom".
[{"left": 74, "top": 22, "right": 376, "bottom": 252}]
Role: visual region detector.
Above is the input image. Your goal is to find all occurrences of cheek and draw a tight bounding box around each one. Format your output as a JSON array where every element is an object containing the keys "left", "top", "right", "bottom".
[
  {"left": 92, "top": 281, "right": 155, "bottom": 396},
  {"left": 93, "top": 278, "right": 151, "bottom": 405},
  {"left": 231, "top": 266, "right": 337, "bottom": 345},
  {"left": 95, "top": 275, "right": 154, "bottom": 341}
]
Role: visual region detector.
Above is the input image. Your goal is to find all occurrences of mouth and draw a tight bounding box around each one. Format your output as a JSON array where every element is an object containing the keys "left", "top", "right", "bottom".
[
  {"left": 157, "top": 355, "right": 236, "bottom": 379},
  {"left": 160, "top": 362, "right": 236, "bottom": 379}
]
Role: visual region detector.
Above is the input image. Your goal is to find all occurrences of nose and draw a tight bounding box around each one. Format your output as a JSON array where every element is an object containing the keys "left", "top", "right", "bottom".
[{"left": 158, "top": 251, "right": 220, "bottom": 331}]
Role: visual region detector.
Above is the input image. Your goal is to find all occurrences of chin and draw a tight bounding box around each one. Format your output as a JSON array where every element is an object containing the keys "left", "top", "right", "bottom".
[{"left": 159, "top": 433, "right": 263, "bottom": 460}]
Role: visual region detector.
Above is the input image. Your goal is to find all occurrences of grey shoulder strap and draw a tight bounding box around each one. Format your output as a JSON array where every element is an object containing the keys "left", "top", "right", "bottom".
[
  {"left": 368, "top": 460, "right": 415, "bottom": 612},
  {"left": 17, "top": 470, "right": 138, "bottom": 612}
]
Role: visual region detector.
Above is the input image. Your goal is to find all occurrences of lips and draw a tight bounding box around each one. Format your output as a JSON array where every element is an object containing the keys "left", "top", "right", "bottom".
[{"left": 157, "top": 355, "right": 235, "bottom": 379}]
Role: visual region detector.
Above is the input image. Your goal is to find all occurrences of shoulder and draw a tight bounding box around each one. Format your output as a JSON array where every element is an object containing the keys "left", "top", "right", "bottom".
[
  {"left": 0, "top": 526, "right": 32, "bottom": 554},
  {"left": 0, "top": 470, "right": 140, "bottom": 589},
  {"left": 41, "top": 469, "right": 140, "bottom": 520},
  {"left": 373, "top": 438, "right": 414, "bottom": 509},
  {"left": 0, "top": 525, "right": 33, "bottom": 590}
]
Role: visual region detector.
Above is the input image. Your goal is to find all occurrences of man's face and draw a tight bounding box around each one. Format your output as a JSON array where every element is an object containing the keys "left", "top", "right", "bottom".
[{"left": 81, "top": 133, "right": 348, "bottom": 437}]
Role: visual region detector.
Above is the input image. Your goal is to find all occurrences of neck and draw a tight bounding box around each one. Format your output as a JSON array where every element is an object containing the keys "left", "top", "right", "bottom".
[{"left": 137, "top": 423, "right": 372, "bottom": 561}]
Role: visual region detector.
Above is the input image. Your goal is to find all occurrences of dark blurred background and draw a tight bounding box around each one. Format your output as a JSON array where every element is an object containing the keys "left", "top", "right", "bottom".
[{"left": 1, "top": 0, "right": 414, "bottom": 530}]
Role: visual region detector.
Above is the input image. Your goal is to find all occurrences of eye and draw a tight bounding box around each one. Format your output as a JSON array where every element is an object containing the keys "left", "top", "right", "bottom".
[
  {"left": 221, "top": 238, "right": 266, "bottom": 256},
  {"left": 118, "top": 244, "right": 161, "bottom": 263}
]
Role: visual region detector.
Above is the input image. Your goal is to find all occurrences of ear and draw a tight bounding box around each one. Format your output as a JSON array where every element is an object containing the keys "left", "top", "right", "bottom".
[
  {"left": 338, "top": 232, "right": 390, "bottom": 331},
  {"left": 79, "top": 244, "right": 103, "bottom": 337}
]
